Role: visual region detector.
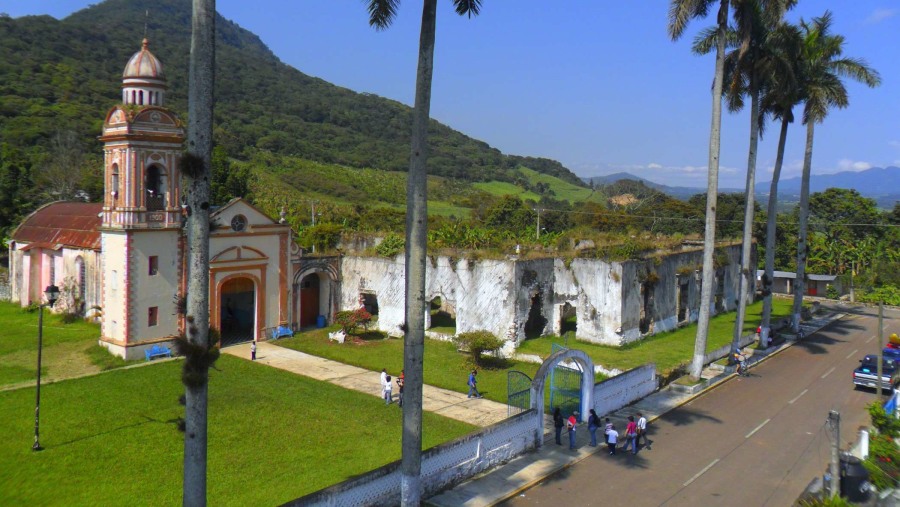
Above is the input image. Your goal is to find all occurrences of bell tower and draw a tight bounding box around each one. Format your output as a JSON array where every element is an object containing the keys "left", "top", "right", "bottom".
[{"left": 99, "top": 39, "right": 185, "bottom": 359}]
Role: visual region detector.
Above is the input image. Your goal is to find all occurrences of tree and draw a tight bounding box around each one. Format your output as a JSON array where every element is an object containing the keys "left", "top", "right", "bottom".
[
  {"left": 366, "top": 1, "right": 483, "bottom": 504},
  {"left": 791, "top": 12, "right": 880, "bottom": 330},
  {"left": 182, "top": 0, "right": 216, "bottom": 505},
  {"left": 759, "top": 22, "right": 803, "bottom": 343},
  {"left": 669, "top": 0, "right": 730, "bottom": 379},
  {"left": 694, "top": 0, "right": 795, "bottom": 351},
  {"left": 35, "top": 130, "right": 92, "bottom": 202}
]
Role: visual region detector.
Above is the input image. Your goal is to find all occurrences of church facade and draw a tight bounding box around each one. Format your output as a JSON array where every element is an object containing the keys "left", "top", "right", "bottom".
[{"left": 6, "top": 40, "right": 333, "bottom": 360}]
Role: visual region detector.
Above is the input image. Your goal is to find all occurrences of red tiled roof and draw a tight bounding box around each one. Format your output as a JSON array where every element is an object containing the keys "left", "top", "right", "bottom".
[{"left": 11, "top": 202, "right": 103, "bottom": 251}]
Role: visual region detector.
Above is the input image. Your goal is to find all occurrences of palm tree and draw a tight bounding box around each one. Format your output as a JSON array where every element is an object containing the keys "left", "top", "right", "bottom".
[
  {"left": 669, "top": 0, "right": 729, "bottom": 379},
  {"left": 759, "top": 23, "right": 802, "bottom": 344},
  {"left": 692, "top": 0, "right": 795, "bottom": 352},
  {"left": 182, "top": 0, "right": 215, "bottom": 505},
  {"left": 791, "top": 11, "right": 881, "bottom": 330},
  {"left": 366, "top": 1, "right": 482, "bottom": 504}
]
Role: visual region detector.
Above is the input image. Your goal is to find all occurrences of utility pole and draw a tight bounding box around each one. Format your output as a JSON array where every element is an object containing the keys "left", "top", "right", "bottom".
[
  {"left": 535, "top": 208, "right": 541, "bottom": 240},
  {"left": 878, "top": 302, "right": 884, "bottom": 394},
  {"left": 827, "top": 410, "right": 841, "bottom": 498}
]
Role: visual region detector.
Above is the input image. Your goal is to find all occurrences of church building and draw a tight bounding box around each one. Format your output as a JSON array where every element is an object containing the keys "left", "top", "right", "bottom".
[{"left": 6, "top": 40, "right": 320, "bottom": 360}]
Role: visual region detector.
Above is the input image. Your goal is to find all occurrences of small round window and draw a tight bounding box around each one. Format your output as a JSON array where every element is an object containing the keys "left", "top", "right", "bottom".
[{"left": 230, "top": 214, "right": 247, "bottom": 232}]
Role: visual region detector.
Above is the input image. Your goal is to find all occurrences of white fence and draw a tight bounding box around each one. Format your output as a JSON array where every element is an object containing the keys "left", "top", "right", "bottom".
[
  {"left": 592, "top": 363, "right": 657, "bottom": 417},
  {"left": 285, "top": 409, "right": 539, "bottom": 506}
]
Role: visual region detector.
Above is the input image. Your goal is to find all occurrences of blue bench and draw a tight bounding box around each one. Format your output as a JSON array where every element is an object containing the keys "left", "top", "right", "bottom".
[
  {"left": 145, "top": 344, "right": 173, "bottom": 361},
  {"left": 271, "top": 325, "right": 294, "bottom": 340}
]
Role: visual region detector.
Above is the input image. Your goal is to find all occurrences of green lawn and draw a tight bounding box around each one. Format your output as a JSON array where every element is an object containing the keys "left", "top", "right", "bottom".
[
  {"left": 517, "top": 298, "right": 796, "bottom": 375},
  {"left": 0, "top": 302, "right": 120, "bottom": 387},
  {"left": 276, "top": 329, "right": 545, "bottom": 404},
  {"left": 0, "top": 355, "right": 475, "bottom": 506}
]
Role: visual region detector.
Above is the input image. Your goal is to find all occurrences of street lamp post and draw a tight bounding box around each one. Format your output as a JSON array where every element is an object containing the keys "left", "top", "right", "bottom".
[{"left": 33, "top": 284, "right": 59, "bottom": 452}]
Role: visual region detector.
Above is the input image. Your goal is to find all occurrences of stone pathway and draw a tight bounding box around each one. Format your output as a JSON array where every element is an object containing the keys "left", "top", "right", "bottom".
[{"left": 222, "top": 342, "right": 510, "bottom": 427}]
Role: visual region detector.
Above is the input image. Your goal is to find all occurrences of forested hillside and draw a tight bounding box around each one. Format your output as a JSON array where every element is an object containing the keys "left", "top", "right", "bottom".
[{"left": 0, "top": 0, "right": 585, "bottom": 238}]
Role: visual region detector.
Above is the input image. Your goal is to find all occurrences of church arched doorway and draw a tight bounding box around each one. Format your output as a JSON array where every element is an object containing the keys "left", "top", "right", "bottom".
[
  {"left": 220, "top": 277, "right": 256, "bottom": 346},
  {"left": 298, "top": 273, "right": 321, "bottom": 328}
]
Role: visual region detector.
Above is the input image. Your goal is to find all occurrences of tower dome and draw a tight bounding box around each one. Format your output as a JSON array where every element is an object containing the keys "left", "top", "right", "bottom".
[{"left": 121, "top": 38, "right": 167, "bottom": 106}]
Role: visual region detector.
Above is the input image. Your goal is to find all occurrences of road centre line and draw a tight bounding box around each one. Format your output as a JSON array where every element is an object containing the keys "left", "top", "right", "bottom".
[
  {"left": 821, "top": 367, "right": 836, "bottom": 379},
  {"left": 745, "top": 418, "right": 771, "bottom": 439},
  {"left": 867, "top": 335, "right": 876, "bottom": 343},
  {"left": 789, "top": 389, "right": 809, "bottom": 404},
  {"left": 683, "top": 459, "right": 720, "bottom": 487},
  {"left": 846, "top": 349, "right": 859, "bottom": 359}
]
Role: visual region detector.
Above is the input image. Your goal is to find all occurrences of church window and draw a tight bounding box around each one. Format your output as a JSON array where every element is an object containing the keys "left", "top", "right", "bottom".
[
  {"left": 111, "top": 165, "right": 120, "bottom": 202},
  {"left": 139, "top": 90, "right": 143, "bottom": 105},
  {"left": 149, "top": 256, "right": 159, "bottom": 276},
  {"left": 75, "top": 256, "right": 86, "bottom": 302},
  {"left": 148, "top": 307, "right": 158, "bottom": 327}
]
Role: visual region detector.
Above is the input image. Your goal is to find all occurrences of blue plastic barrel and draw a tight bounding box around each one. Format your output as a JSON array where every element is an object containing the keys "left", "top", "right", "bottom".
[{"left": 316, "top": 315, "right": 326, "bottom": 328}]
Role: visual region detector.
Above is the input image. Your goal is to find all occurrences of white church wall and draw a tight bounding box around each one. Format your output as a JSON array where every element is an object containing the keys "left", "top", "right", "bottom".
[
  {"left": 130, "top": 231, "right": 181, "bottom": 343},
  {"left": 101, "top": 231, "right": 128, "bottom": 355}
]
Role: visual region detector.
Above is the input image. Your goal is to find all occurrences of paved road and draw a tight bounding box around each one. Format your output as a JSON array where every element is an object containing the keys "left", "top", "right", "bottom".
[{"left": 504, "top": 306, "right": 899, "bottom": 507}]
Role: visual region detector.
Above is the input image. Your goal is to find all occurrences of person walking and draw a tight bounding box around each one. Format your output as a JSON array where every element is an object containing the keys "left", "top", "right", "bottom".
[
  {"left": 636, "top": 412, "right": 649, "bottom": 450},
  {"left": 567, "top": 411, "right": 579, "bottom": 450},
  {"left": 606, "top": 424, "right": 619, "bottom": 455},
  {"left": 553, "top": 407, "right": 564, "bottom": 446},
  {"left": 382, "top": 373, "right": 393, "bottom": 405},
  {"left": 396, "top": 370, "right": 405, "bottom": 408},
  {"left": 467, "top": 369, "right": 482, "bottom": 398},
  {"left": 622, "top": 415, "right": 638, "bottom": 454},
  {"left": 604, "top": 417, "right": 613, "bottom": 445},
  {"left": 587, "top": 409, "right": 600, "bottom": 447},
  {"left": 250, "top": 340, "right": 256, "bottom": 361}
]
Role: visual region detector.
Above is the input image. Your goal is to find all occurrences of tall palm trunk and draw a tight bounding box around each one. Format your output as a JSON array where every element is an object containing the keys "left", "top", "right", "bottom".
[
  {"left": 731, "top": 80, "right": 760, "bottom": 352},
  {"left": 401, "top": 1, "right": 435, "bottom": 504},
  {"left": 183, "top": 0, "right": 215, "bottom": 505},
  {"left": 792, "top": 119, "right": 814, "bottom": 330},
  {"left": 760, "top": 115, "right": 789, "bottom": 342},
  {"left": 691, "top": 0, "right": 729, "bottom": 379}
]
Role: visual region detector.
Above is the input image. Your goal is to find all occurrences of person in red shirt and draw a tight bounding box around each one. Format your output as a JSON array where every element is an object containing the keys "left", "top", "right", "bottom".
[
  {"left": 566, "top": 411, "right": 579, "bottom": 450},
  {"left": 621, "top": 415, "right": 638, "bottom": 454}
]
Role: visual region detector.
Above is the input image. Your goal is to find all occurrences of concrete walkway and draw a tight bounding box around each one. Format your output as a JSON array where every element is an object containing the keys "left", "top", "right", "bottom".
[
  {"left": 222, "top": 342, "right": 510, "bottom": 428},
  {"left": 427, "top": 310, "right": 845, "bottom": 507}
]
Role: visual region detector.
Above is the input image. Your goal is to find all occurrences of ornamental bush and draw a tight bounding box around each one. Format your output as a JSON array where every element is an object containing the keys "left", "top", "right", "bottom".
[
  {"left": 453, "top": 330, "right": 504, "bottom": 364},
  {"left": 334, "top": 307, "right": 373, "bottom": 336}
]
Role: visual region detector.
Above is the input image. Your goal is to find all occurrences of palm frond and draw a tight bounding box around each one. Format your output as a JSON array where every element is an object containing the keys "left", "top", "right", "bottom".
[
  {"left": 453, "top": 0, "right": 482, "bottom": 18},
  {"left": 691, "top": 25, "right": 738, "bottom": 54},
  {"left": 829, "top": 57, "right": 882, "bottom": 88},
  {"left": 366, "top": 0, "right": 400, "bottom": 30},
  {"left": 668, "top": 0, "right": 713, "bottom": 41}
]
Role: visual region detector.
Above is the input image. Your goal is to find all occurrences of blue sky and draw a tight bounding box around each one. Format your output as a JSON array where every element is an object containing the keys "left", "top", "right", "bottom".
[{"left": 3, "top": 1, "right": 898, "bottom": 188}]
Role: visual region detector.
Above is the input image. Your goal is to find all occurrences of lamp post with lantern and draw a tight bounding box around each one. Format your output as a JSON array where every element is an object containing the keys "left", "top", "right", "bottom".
[{"left": 33, "top": 284, "right": 59, "bottom": 452}]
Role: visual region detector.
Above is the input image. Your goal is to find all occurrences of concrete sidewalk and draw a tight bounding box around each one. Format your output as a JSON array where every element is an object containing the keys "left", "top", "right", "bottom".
[
  {"left": 222, "top": 342, "right": 510, "bottom": 428},
  {"left": 426, "top": 311, "right": 845, "bottom": 507}
]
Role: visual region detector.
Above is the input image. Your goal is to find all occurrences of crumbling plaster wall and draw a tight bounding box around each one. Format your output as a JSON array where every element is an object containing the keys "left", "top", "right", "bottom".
[
  {"left": 340, "top": 256, "right": 520, "bottom": 351},
  {"left": 618, "top": 244, "right": 749, "bottom": 343},
  {"left": 548, "top": 258, "right": 624, "bottom": 346}
]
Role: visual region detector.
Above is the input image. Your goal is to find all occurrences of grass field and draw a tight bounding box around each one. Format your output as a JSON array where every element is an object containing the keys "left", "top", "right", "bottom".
[
  {"left": 473, "top": 181, "right": 541, "bottom": 202},
  {"left": 517, "top": 298, "right": 797, "bottom": 375},
  {"left": 518, "top": 167, "right": 607, "bottom": 204},
  {"left": 275, "top": 329, "right": 547, "bottom": 404},
  {"left": 0, "top": 302, "right": 125, "bottom": 388},
  {"left": 0, "top": 355, "right": 475, "bottom": 506}
]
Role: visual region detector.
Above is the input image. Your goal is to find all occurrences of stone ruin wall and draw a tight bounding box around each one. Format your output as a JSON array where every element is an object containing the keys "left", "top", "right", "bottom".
[{"left": 338, "top": 243, "right": 749, "bottom": 352}]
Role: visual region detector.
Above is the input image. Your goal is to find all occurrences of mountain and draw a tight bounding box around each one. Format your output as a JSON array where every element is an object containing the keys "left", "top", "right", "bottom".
[
  {"left": 756, "top": 166, "right": 900, "bottom": 208},
  {"left": 584, "top": 172, "right": 742, "bottom": 200},
  {"left": 0, "top": 1, "right": 585, "bottom": 215}
]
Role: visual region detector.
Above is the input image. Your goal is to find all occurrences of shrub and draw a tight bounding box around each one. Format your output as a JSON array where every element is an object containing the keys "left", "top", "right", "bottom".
[
  {"left": 864, "top": 403, "right": 900, "bottom": 490},
  {"left": 375, "top": 233, "right": 404, "bottom": 258},
  {"left": 453, "top": 330, "right": 504, "bottom": 364},
  {"left": 859, "top": 285, "right": 900, "bottom": 306},
  {"left": 60, "top": 312, "right": 81, "bottom": 324},
  {"left": 825, "top": 284, "right": 839, "bottom": 300},
  {"left": 334, "top": 307, "right": 373, "bottom": 336}
]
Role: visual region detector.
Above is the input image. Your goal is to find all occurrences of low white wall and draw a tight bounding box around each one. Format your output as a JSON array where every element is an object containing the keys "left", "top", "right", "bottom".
[
  {"left": 285, "top": 410, "right": 538, "bottom": 506},
  {"left": 592, "top": 364, "right": 657, "bottom": 417}
]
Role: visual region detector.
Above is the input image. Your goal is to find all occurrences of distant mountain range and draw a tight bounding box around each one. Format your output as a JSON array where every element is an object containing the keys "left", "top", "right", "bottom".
[
  {"left": 587, "top": 167, "right": 900, "bottom": 208},
  {"left": 584, "top": 172, "right": 742, "bottom": 200}
]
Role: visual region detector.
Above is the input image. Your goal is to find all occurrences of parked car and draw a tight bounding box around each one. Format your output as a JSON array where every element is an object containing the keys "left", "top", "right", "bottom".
[{"left": 853, "top": 355, "right": 900, "bottom": 392}]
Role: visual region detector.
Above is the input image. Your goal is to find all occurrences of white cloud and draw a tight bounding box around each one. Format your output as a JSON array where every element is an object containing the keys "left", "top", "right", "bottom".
[
  {"left": 647, "top": 163, "right": 663, "bottom": 169},
  {"left": 866, "top": 8, "right": 898, "bottom": 24},
  {"left": 837, "top": 159, "right": 872, "bottom": 172},
  {"left": 889, "top": 140, "right": 900, "bottom": 149}
]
